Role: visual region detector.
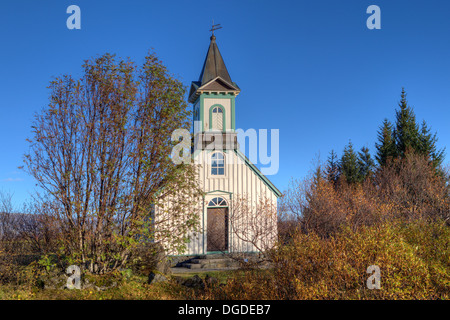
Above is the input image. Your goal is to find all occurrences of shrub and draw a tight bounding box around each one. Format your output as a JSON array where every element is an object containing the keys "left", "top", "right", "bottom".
[{"left": 203, "top": 220, "right": 450, "bottom": 300}]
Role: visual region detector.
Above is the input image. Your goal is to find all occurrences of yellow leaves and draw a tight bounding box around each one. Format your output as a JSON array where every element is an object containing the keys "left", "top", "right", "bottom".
[{"left": 196, "top": 221, "right": 450, "bottom": 300}]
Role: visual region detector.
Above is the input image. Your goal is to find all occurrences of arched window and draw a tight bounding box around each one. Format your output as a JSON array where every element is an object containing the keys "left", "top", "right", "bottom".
[
  {"left": 208, "top": 197, "right": 228, "bottom": 207},
  {"left": 211, "top": 106, "right": 223, "bottom": 131},
  {"left": 211, "top": 152, "right": 225, "bottom": 176}
]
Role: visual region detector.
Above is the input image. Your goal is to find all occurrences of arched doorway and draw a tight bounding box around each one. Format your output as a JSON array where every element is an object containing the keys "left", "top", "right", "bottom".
[{"left": 207, "top": 197, "right": 229, "bottom": 252}]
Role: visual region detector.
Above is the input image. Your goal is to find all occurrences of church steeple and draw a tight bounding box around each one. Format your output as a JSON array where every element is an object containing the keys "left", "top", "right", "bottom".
[
  {"left": 191, "top": 33, "right": 240, "bottom": 151},
  {"left": 188, "top": 35, "right": 240, "bottom": 103},
  {"left": 198, "top": 35, "right": 233, "bottom": 86}
]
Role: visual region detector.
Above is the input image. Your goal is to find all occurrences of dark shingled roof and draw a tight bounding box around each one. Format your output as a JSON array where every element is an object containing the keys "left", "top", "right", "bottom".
[
  {"left": 188, "top": 35, "right": 240, "bottom": 103},
  {"left": 198, "top": 35, "right": 232, "bottom": 85}
]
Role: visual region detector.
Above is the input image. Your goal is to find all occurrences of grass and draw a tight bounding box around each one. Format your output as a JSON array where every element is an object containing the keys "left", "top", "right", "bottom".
[{"left": 0, "top": 270, "right": 238, "bottom": 300}]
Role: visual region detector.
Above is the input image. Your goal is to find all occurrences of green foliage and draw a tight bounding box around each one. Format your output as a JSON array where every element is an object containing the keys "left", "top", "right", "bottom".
[
  {"left": 324, "top": 150, "right": 340, "bottom": 184},
  {"left": 418, "top": 120, "right": 446, "bottom": 171},
  {"left": 394, "top": 88, "right": 421, "bottom": 157},
  {"left": 376, "top": 88, "right": 445, "bottom": 171},
  {"left": 37, "top": 255, "right": 57, "bottom": 272},
  {"left": 338, "top": 88, "right": 445, "bottom": 183},
  {"left": 358, "top": 146, "right": 375, "bottom": 181},
  {"left": 340, "top": 141, "right": 361, "bottom": 184},
  {"left": 375, "top": 118, "right": 396, "bottom": 166}
]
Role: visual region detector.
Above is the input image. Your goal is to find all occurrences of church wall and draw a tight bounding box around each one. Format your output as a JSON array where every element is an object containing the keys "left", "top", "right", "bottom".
[{"left": 182, "top": 150, "right": 278, "bottom": 255}]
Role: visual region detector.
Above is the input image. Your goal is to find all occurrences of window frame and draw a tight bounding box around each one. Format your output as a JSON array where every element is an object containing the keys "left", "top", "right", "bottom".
[
  {"left": 207, "top": 197, "right": 228, "bottom": 208},
  {"left": 208, "top": 104, "right": 226, "bottom": 132},
  {"left": 210, "top": 151, "right": 226, "bottom": 177}
]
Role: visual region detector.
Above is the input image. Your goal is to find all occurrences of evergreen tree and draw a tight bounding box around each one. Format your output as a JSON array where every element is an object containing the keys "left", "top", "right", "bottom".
[
  {"left": 393, "top": 88, "right": 421, "bottom": 157},
  {"left": 341, "top": 141, "right": 360, "bottom": 184},
  {"left": 418, "top": 120, "right": 445, "bottom": 170},
  {"left": 312, "top": 164, "right": 324, "bottom": 189},
  {"left": 325, "top": 149, "right": 340, "bottom": 184},
  {"left": 389, "top": 88, "right": 445, "bottom": 172},
  {"left": 375, "top": 118, "right": 396, "bottom": 166},
  {"left": 358, "top": 147, "right": 375, "bottom": 181}
]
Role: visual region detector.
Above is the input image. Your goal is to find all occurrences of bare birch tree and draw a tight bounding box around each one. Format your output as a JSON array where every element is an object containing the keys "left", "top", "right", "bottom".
[{"left": 229, "top": 195, "right": 278, "bottom": 263}]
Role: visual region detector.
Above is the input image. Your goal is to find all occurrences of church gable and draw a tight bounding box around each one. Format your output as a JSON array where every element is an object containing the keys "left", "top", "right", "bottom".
[{"left": 198, "top": 77, "right": 239, "bottom": 93}]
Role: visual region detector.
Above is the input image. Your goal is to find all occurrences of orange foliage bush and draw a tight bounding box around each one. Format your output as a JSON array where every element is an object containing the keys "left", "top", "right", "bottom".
[
  {"left": 202, "top": 220, "right": 450, "bottom": 300},
  {"left": 202, "top": 152, "right": 450, "bottom": 300},
  {"left": 281, "top": 152, "right": 450, "bottom": 238}
]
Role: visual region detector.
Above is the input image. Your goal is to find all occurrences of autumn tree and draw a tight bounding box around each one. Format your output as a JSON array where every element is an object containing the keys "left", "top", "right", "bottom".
[{"left": 23, "top": 52, "right": 202, "bottom": 274}]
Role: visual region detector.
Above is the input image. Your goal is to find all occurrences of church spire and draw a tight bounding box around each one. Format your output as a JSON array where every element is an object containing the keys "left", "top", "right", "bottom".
[
  {"left": 197, "top": 35, "right": 233, "bottom": 86},
  {"left": 188, "top": 33, "right": 240, "bottom": 103}
]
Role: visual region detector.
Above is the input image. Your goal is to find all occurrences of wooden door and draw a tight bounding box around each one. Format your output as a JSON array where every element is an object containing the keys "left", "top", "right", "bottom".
[{"left": 207, "top": 207, "right": 228, "bottom": 252}]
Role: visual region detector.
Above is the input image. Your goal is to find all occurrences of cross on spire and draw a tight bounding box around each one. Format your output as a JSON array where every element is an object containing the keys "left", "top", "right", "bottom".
[{"left": 210, "top": 20, "right": 222, "bottom": 36}]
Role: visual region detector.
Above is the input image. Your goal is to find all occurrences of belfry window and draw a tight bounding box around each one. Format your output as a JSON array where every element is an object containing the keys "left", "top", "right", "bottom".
[
  {"left": 211, "top": 152, "right": 225, "bottom": 176},
  {"left": 211, "top": 106, "right": 223, "bottom": 131}
]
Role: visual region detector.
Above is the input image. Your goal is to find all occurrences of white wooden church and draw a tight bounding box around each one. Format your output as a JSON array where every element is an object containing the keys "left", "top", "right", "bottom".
[
  {"left": 157, "top": 33, "right": 281, "bottom": 256},
  {"left": 174, "top": 33, "right": 282, "bottom": 256}
]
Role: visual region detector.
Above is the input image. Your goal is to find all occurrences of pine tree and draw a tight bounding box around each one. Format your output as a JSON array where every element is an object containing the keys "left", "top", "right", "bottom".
[
  {"left": 341, "top": 141, "right": 360, "bottom": 184},
  {"left": 312, "top": 164, "right": 324, "bottom": 189},
  {"left": 419, "top": 120, "right": 445, "bottom": 170},
  {"left": 375, "top": 118, "right": 396, "bottom": 166},
  {"left": 358, "top": 147, "right": 375, "bottom": 181},
  {"left": 325, "top": 149, "right": 340, "bottom": 184},
  {"left": 390, "top": 89, "right": 445, "bottom": 172},
  {"left": 393, "top": 88, "right": 421, "bottom": 157}
]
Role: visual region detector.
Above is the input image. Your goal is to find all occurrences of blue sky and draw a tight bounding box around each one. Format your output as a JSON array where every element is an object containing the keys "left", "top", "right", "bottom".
[{"left": 1, "top": 0, "right": 450, "bottom": 205}]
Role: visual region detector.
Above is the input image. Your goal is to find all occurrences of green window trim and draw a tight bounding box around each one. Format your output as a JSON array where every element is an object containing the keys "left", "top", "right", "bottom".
[
  {"left": 198, "top": 94, "right": 236, "bottom": 132},
  {"left": 208, "top": 104, "right": 226, "bottom": 132}
]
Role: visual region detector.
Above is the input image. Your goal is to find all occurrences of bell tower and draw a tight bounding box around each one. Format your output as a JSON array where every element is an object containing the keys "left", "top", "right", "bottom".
[{"left": 189, "top": 34, "right": 240, "bottom": 151}]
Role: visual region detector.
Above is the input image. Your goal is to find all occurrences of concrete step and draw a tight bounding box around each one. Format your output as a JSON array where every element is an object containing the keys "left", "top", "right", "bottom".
[
  {"left": 182, "top": 263, "right": 235, "bottom": 269},
  {"left": 190, "top": 258, "right": 234, "bottom": 265},
  {"left": 181, "top": 260, "right": 239, "bottom": 269},
  {"left": 182, "top": 263, "right": 203, "bottom": 269},
  {"left": 198, "top": 254, "right": 229, "bottom": 260},
  {"left": 173, "top": 253, "right": 265, "bottom": 271}
]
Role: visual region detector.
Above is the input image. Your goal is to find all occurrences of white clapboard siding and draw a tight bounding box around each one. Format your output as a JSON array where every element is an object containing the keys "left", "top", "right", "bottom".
[{"left": 178, "top": 149, "right": 279, "bottom": 255}]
